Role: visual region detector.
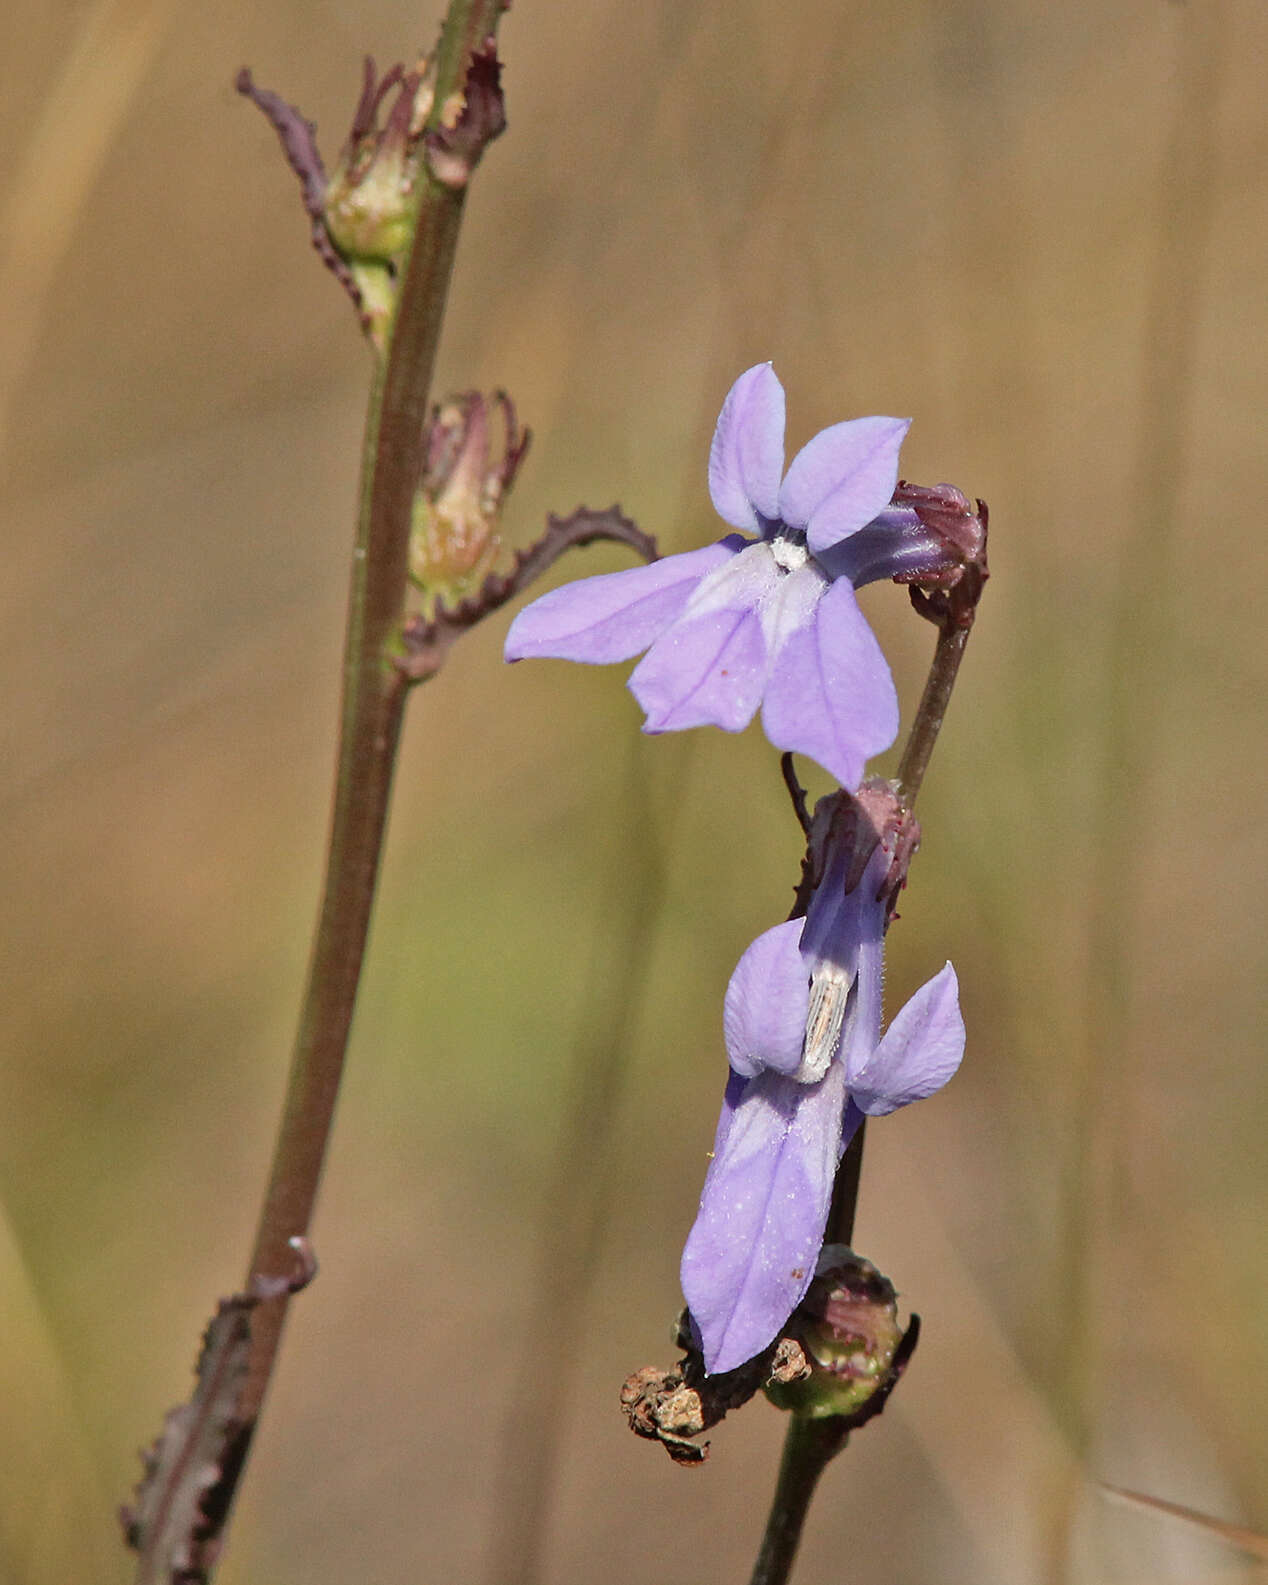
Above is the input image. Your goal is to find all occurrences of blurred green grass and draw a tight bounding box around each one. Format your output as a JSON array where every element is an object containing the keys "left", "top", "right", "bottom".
[{"left": 1, "top": 1, "right": 1265, "bottom": 1582}]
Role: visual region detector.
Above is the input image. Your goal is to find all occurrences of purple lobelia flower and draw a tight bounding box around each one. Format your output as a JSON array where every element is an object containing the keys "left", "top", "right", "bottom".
[
  {"left": 679, "top": 788, "right": 966, "bottom": 1375},
  {"left": 504, "top": 364, "right": 962, "bottom": 788}
]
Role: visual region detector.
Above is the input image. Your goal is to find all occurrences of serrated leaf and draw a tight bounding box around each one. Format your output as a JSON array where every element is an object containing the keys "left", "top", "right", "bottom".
[
  {"left": 122, "top": 1295, "right": 254, "bottom": 1585},
  {"left": 398, "top": 503, "right": 657, "bottom": 682}
]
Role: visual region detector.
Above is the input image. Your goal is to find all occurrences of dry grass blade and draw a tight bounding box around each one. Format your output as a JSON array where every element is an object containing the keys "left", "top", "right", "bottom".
[
  {"left": 1100, "top": 1484, "right": 1268, "bottom": 1563},
  {"left": 0, "top": 0, "right": 172, "bottom": 468},
  {"left": 0, "top": 1202, "right": 116, "bottom": 1580}
]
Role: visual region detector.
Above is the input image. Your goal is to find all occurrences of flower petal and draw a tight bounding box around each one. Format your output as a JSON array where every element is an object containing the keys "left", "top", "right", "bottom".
[
  {"left": 629, "top": 604, "right": 766, "bottom": 733},
  {"left": 850, "top": 962, "right": 965, "bottom": 1115},
  {"left": 837, "top": 930, "right": 884, "bottom": 1084},
  {"left": 709, "top": 1068, "right": 749, "bottom": 1162},
  {"left": 798, "top": 842, "right": 887, "bottom": 1080},
  {"left": 778, "top": 416, "right": 909, "bottom": 552},
  {"left": 680, "top": 1064, "right": 848, "bottom": 1375},
  {"left": 841, "top": 1097, "right": 866, "bottom": 1148},
  {"left": 798, "top": 843, "right": 863, "bottom": 972},
  {"left": 723, "top": 920, "right": 811, "bottom": 1078},
  {"left": 708, "top": 364, "right": 786, "bottom": 530},
  {"left": 760, "top": 578, "right": 899, "bottom": 787},
  {"left": 683, "top": 538, "right": 782, "bottom": 619},
  {"left": 503, "top": 540, "right": 739, "bottom": 664}
]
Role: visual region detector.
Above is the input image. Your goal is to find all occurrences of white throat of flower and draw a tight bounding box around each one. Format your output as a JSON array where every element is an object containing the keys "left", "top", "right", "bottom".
[
  {"left": 757, "top": 545, "right": 825, "bottom": 656},
  {"left": 769, "top": 534, "right": 809, "bottom": 573}
]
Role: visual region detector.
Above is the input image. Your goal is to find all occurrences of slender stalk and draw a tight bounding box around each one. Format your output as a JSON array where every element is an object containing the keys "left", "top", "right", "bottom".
[
  {"left": 825, "top": 1116, "right": 865, "bottom": 1247},
  {"left": 894, "top": 597, "right": 977, "bottom": 810},
  {"left": 236, "top": 663, "right": 407, "bottom": 1422},
  {"left": 749, "top": 1416, "right": 852, "bottom": 1585}
]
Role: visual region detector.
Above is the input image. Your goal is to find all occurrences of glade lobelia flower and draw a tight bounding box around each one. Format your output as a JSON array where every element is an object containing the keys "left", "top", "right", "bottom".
[
  {"left": 679, "top": 788, "right": 966, "bottom": 1376},
  {"left": 504, "top": 364, "right": 961, "bottom": 789}
]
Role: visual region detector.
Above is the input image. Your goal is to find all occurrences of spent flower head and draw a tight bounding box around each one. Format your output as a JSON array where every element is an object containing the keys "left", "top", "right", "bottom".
[
  {"left": 409, "top": 391, "right": 531, "bottom": 604},
  {"left": 323, "top": 57, "right": 435, "bottom": 265},
  {"left": 505, "top": 364, "right": 965, "bottom": 787},
  {"left": 238, "top": 44, "right": 505, "bottom": 349}
]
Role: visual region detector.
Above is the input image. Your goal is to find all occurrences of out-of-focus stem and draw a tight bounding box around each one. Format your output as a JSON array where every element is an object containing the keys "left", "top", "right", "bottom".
[
  {"left": 240, "top": 0, "right": 506, "bottom": 1430},
  {"left": 131, "top": 9, "right": 506, "bottom": 1580},
  {"left": 1060, "top": 4, "right": 1224, "bottom": 1572},
  {"left": 486, "top": 750, "right": 677, "bottom": 1585}
]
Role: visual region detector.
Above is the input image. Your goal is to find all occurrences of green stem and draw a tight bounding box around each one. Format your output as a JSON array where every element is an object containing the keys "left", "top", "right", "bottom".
[
  {"left": 825, "top": 1117, "right": 865, "bottom": 1246},
  {"left": 748, "top": 1417, "right": 851, "bottom": 1585}
]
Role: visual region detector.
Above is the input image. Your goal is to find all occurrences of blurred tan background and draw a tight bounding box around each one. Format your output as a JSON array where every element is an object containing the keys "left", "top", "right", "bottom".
[{"left": 1, "top": 1, "right": 1265, "bottom": 1582}]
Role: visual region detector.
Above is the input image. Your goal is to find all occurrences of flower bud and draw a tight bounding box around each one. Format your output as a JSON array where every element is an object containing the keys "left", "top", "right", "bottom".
[
  {"left": 764, "top": 1245, "right": 913, "bottom": 1422},
  {"left": 891, "top": 480, "right": 989, "bottom": 585},
  {"left": 409, "top": 392, "right": 530, "bottom": 603}
]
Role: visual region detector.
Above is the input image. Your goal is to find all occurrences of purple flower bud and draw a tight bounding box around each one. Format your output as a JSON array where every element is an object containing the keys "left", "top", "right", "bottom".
[{"left": 890, "top": 481, "right": 988, "bottom": 580}]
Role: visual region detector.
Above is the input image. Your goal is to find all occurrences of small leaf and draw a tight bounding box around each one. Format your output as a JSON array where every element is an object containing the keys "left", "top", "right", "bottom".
[{"left": 122, "top": 1245, "right": 317, "bottom": 1584}]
